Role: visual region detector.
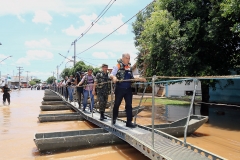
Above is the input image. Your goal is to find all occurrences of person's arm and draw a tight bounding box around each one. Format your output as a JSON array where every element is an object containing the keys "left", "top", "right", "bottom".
[
  {"left": 78, "top": 76, "right": 85, "bottom": 86},
  {"left": 73, "top": 78, "right": 78, "bottom": 85},
  {"left": 92, "top": 81, "right": 96, "bottom": 95},
  {"left": 110, "top": 65, "right": 119, "bottom": 83},
  {"left": 133, "top": 76, "right": 147, "bottom": 82}
]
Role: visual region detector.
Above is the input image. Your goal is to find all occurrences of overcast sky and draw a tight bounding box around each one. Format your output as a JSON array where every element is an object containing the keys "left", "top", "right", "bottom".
[{"left": 0, "top": 0, "right": 152, "bottom": 81}]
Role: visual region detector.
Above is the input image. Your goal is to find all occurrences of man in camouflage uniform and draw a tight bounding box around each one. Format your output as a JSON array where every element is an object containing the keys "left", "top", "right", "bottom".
[{"left": 96, "top": 64, "right": 111, "bottom": 121}]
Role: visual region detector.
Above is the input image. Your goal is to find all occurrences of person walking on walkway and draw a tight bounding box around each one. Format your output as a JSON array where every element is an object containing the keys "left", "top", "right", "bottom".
[
  {"left": 61, "top": 76, "right": 69, "bottom": 101},
  {"left": 75, "top": 72, "right": 84, "bottom": 108},
  {"left": 110, "top": 53, "right": 146, "bottom": 128},
  {"left": 2, "top": 84, "right": 11, "bottom": 105},
  {"left": 78, "top": 69, "right": 96, "bottom": 112},
  {"left": 66, "top": 75, "right": 75, "bottom": 102},
  {"left": 96, "top": 64, "right": 111, "bottom": 120}
]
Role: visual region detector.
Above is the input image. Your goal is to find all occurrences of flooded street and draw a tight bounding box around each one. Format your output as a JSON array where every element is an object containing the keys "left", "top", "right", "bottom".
[{"left": 0, "top": 89, "right": 239, "bottom": 159}]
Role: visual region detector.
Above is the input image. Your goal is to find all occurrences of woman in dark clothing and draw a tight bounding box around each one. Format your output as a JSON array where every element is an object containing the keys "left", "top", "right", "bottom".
[
  {"left": 75, "top": 72, "right": 84, "bottom": 108},
  {"left": 2, "top": 84, "right": 11, "bottom": 105}
]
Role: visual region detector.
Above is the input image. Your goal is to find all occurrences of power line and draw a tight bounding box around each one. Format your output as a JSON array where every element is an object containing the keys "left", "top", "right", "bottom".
[
  {"left": 77, "top": 0, "right": 155, "bottom": 55},
  {"left": 58, "top": 0, "right": 116, "bottom": 68},
  {"left": 58, "top": 44, "right": 73, "bottom": 67},
  {"left": 76, "top": 57, "right": 98, "bottom": 67},
  {"left": 75, "top": 0, "right": 116, "bottom": 42},
  {"left": 78, "top": 57, "right": 116, "bottom": 60}
]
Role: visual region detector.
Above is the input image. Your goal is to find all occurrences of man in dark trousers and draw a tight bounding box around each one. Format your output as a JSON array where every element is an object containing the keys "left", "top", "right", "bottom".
[
  {"left": 110, "top": 53, "right": 146, "bottom": 128},
  {"left": 2, "top": 84, "right": 11, "bottom": 105},
  {"left": 96, "top": 64, "right": 111, "bottom": 120}
]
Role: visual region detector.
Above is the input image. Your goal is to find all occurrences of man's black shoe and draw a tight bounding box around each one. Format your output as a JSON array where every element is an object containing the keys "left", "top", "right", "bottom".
[
  {"left": 100, "top": 112, "right": 104, "bottom": 121},
  {"left": 112, "top": 120, "right": 116, "bottom": 125},
  {"left": 126, "top": 122, "right": 136, "bottom": 128},
  {"left": 100, "top": 116, "right": 104, "bottom": 121}
]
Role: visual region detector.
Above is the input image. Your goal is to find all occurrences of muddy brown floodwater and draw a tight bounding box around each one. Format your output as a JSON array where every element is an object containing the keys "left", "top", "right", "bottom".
[{"left": 0, "top": 89, "right": 239, "bottom": 160}]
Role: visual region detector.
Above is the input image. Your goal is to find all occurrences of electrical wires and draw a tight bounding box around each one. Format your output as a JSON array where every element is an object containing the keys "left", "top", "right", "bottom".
[
  {"left": 58, "top": 0, "right": 116, "bottom": 68},
  {"left": 77, "top": 0, "right": 155, "bottom": 55},
  {"left": 75, "top": 0, "right": 116, "bottom": 42}
]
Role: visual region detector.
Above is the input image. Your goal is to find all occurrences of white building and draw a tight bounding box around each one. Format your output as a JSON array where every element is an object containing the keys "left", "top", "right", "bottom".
[
  {"left": 165, "top": 81, "right": 202, "bottom": 97},
  {"left": 131, "top": 63, "right": 202, "bottom": 97}
]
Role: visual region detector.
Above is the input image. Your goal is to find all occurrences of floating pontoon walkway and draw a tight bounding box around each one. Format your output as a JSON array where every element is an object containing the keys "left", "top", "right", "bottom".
[{"left": 50, "top": 89, "right": 225, "bottom": 160}]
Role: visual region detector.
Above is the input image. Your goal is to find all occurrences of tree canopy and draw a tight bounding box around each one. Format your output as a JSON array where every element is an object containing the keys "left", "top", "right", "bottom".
[
  {"left": 133, "top": 0, "right": 240, "bottom": 78},
  {"left": 59, "top": 61, "right": 100, "bottom": 79},
  {"left": 132, "top": 0, "right": 240, "bottom": 113},
  {"left": 46, "top": 76, "right": 56, "bottom": 84}
]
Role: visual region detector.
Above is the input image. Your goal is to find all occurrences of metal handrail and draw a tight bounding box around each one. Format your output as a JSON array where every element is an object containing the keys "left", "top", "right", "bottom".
[{"left": 184, "top": 79, "right": 199, "bottom": 145}]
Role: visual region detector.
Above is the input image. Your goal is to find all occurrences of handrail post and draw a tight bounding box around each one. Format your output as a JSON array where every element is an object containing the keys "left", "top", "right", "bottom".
[
  {"left": 152, "top": 75, "right": 156, "bottom": 148},
  {"left": 134, "top": 83, "right": 147, "bottom": 125},
  {"left": 184, "top": 79, "right": 198, "bottom": 146},
  {"left": 110, "top": 80, "right": 114, "bottom": 125}
]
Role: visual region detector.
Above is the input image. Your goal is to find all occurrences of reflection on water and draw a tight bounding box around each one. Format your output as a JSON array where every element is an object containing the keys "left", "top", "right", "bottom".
[
  {"left": 208, "top": 106, "right": 240, "bottom": 130},
  {"left": 164, "top": 105, "right": 201, "bottom": 122},
  {"left": 163, "top": 104, "right": 240, "bottom": 130},
  {"left": 1, "top": 107, "right": 11, "bottom": 134}
]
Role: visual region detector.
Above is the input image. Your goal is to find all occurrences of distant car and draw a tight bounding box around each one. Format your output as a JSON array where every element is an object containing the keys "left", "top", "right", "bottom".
[{"left": 13, "top": 86, "right": 18, "bottom": 90}]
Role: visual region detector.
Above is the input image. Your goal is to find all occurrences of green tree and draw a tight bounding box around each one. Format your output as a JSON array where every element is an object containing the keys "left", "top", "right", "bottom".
[
  {"left": 46, "top": 76, "right": 56, "bottom": 84},
  {"left": 60, "top": 68, "right": 71, "bottom": 79},
  {"left": 133, "top": 0, "right": 240, "bottom": 115},
  {"left": 220, "top": 0, "right": 240, "bottom": 36},
  {"left": 29, "top": 80, "right": 36, "bottom": 86},
  {"left": 60, "top": 61, "right": 100, "bottom": 78},
  {"left": 32, "top": 78, "right": 41, "bottom": 84}
]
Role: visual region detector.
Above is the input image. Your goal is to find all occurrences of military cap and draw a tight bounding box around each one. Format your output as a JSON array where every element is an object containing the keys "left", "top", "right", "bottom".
[{"left": 101, "top": 64, "right": 108, "bottom": 67}]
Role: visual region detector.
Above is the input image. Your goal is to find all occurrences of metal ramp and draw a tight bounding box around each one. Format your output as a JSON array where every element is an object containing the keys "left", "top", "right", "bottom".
[
  {"left": 74, "top": 110, "right": 222, "bottom": 160},
  {"left": 51, "top": 90, "right": 225, "bottom": 160}
]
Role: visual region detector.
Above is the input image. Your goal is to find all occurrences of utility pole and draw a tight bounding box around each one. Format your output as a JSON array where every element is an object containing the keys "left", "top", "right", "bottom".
[
  {"left": 26, "top": 71, "right": 29, "bottom": 87},
  {"left": 17, "top": 67, "right": 23, "bottom": 90},
  {"left": 72, "top": 40, "right": 76, "bottom": 66}
]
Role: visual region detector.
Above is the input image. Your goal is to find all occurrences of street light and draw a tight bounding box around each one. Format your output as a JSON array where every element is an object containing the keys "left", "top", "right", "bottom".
[
  {"left": 0, "top": 55, "right": 12, "bottom": 64},
  {"left": 0, "top": 55, "right": 12, "bottom": 84},
  {"left": 59, "top": 53, "right": 73, "bottom": 61},
  {"left": 65, "top": 60, "right": 74, "bottom": 69}
]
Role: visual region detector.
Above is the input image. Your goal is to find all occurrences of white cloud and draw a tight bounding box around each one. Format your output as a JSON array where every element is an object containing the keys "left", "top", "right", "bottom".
[
  {"left": 77, "top": 40, "right": 137, "bottom": 54},
  {"left": 16, "top": 57, "right": 31, "bottom": 66},
  {"left": 0, "top": 54, "right": 7, "bottom": 59},
  {"left": 32, "top": 10, "right": 52, "bottom": 25},
  {"left": 26, "top": 50, "right": 53, "bottom": 60},
  {"left": 25, "top": 39, "right": 51, "bottom": 48},
  {"left": 28, "top": 71, "right": 54, "bottom": 81},
  {"left": 15, "top": 50, "right": 53, "bottom": 66},
  {"left": 0, "top": 0, "right": 137, "bottom": 16},
  {"left": 92, "top": 52, "right": 116, "bottom": 59},
  {"left": 62, "top": 13, "right": 128, "bottom": 36},
  {"left": 17, "top": 14, "right": 25, "bottom": 22}
]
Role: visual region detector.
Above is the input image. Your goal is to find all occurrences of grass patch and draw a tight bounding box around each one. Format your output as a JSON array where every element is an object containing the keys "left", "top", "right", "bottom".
[{"left": 144, "top": 98, "right": 190, "bottom": 105}]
